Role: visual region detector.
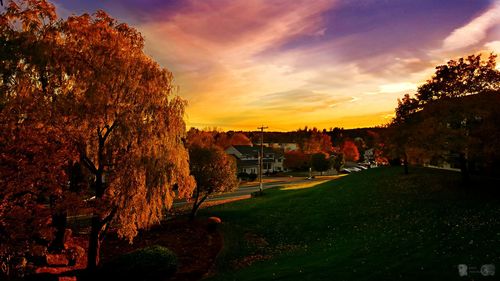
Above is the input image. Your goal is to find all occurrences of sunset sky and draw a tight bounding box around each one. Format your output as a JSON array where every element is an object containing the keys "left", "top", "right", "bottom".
[{"left": 52, "top": 0, "right": 500, "bottom": 131}]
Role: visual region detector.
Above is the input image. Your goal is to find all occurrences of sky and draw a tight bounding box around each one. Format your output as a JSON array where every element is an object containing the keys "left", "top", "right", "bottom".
[{"left": 52, "top": 0, "right": 500, "bottom": 131}]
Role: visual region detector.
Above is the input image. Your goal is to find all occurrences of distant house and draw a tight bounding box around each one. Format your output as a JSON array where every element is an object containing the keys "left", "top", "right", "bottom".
[
  {"left": 263, "top": 142, "right": 298, "bottom": 152},
  {"left": 364, "top": 148, "right": 374, "bottom": 162},
  {"left": 225, "top": 145, "right": 285, "bottom": 174}
]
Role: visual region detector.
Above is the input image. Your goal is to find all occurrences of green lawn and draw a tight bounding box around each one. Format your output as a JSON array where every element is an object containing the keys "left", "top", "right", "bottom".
[{"left": 202, "top": 167, "right": 500, "bottom": 281}]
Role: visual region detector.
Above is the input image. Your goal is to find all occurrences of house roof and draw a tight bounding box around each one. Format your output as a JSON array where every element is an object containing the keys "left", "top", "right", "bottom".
[
  {"left": 237, "top": 160, "right": 259, "bottom": 167},
  {"left": 237, "top": 160, "right": 276, "bottom": 170},
  {"left": 232, "top": 145, "right": 283, "bottom": 157}
]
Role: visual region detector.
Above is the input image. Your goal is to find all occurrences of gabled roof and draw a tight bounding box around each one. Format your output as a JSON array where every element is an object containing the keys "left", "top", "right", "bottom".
[
  {"left": 237, "top": 159, "right": 259, "bottom": 167},
  {"left": 231, "top": 145, "right": 281, "bottom": 156}
]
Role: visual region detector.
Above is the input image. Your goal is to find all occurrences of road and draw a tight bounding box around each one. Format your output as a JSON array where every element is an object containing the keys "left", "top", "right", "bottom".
[
  {"left": 67, "top": 177, "right": 335, "bottom": 221},
  {"left": 173, "top": 176, "right": 329, "bottom": 207}
]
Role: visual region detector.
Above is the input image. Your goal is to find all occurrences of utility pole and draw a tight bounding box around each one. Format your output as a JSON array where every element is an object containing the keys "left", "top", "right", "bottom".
[{"left": 257, "top": 125, "right": 268, "bottom": 193}]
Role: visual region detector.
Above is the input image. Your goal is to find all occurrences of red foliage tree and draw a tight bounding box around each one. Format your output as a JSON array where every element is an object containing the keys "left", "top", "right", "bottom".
[
  {"left": 341, "top": 140, "right": 360, "bottom": 162},
  {"left": 187, "top": 129, "right": 252, "bottom": 149},
  {"left": 227, "top": 132, "right": 252, "bottom": 147},
  {"left": 302, "top": 132, "right": 333, "bottom": 154},
  {"left": 0, "top": 1, "right": 82, "bottom": 276},
  {"left": 284, "top": 151, "right": 311, "bottom": 171},
  {"left": 187, "top": 128, "right": 216, "bottom": 148}
]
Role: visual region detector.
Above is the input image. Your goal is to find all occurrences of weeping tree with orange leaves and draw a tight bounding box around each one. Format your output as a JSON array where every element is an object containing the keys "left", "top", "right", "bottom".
[
  {"left": 0, "top": 0, "right": 195, "bottom": 272},
  {"left": 61, "top": 9, "right": 195, "bottom": 270}
]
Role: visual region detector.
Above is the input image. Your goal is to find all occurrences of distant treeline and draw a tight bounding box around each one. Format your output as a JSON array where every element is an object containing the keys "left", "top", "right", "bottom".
[{"left": 229, "top": 127, "right": 386, "bottom": 149}]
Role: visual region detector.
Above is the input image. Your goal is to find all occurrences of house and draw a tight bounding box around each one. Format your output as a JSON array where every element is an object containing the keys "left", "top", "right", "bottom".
[
  {"left": 364, "top": 148, "right": 374, "bottom": 162},
  {"left": 225, "top": 145, "right": 285, "bottom": 174},
  {"left": 263, "top": 142, "right": 298, "bottom": 152}
]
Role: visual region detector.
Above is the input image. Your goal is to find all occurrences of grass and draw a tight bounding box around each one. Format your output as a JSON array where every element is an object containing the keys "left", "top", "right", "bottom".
[{"left": 202, "top": 166, "right": 500, "bottom": 281}]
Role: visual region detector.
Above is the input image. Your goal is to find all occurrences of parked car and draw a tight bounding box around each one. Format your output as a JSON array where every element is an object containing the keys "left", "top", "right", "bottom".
[{"left": 340, "top": 168, "right": 351, "bottom": 174}]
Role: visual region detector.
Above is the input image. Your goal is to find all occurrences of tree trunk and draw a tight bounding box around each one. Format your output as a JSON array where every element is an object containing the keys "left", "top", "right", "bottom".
[
  {"left": 87, "top": 215, "right": 101, "bottom": 270},
  {"left": 87, "top": 171, "right": 104, "bottom": 270},
  {"left": 49, "top": 211, "right": 67, "bottom": 252},
  {"left": 190, "top": 186, "right": 200, "bottom": 221},
  {"left": 84, "top": 126, "right": 116, "bottom": 271},
  {"left": 190, "top": 194, "right": 208, "bottom": 221},
  {"left": 190, "top": 204, "right": 199, "bottom": 220}
]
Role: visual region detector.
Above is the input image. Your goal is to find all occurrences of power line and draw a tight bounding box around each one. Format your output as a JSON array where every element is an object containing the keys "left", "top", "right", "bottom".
[{"left": 257, "top": 125, "right": 268, "bottom": 193}]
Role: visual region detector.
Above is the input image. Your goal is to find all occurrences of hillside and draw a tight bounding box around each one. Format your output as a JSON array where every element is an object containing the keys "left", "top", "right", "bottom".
[{"left": 203, "top": 167, "right": 500, "bottom": 280}]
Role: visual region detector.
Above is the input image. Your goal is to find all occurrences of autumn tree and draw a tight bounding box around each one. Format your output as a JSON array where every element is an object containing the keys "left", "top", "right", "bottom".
[
  {"left": 411, "top": 91, "right": 500, "bottom": 180},
  {"left": 186, "top": 128, "right": 252, "bottom": 150},
  {"left": 302, "top": 131, "right": 333, "bottom": 154},
  {"left": 0, "top": 1, "right": 83, "bottom": 276},
  {"left": 0, "top": 116, "right": 78, "bottom": 277},
  {"left": 0, "top": 0, "right": 195, "bottom": 271},
  {"left": 311, "top": 152, "right": 330, "bottom": 175},
  {"left": 341, "top": 140, "right": 360, "bottom": 162},
  {"left": 385, "top": 93, "right": 420, "bottom": 174},
  {"left": 227, "top": 132, "right": 252, "bottom": 147},
  {"left": 414, "top": 53, "right": 499, "bottom": 180},
  {"left": 331, "top": 153, "right": 345, "bottom": 173},
  {"left": 64, "top": 11, "right": 195, "bottom": 270},
  {"left": 188, "top": 145, "right": 238, "bottom": 219},
  {"left": 416, "top": 54, "right": 499, "bottom": 103},
  {"left": 284, "top": 150, "right": 310, "bottom": 171},
  {"left": 186, "top": 128, "right": 216, "bottom": 148},
  {"left": 213, "top": 131, "right": 252, "bottom": 149},
  {"left": 389, "top": 53, "right": 500, "bottom": 180}
]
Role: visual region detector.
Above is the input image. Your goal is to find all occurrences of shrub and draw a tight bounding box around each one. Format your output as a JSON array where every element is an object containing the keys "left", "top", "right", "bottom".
[
  {"left": 388, "top": 158, "right": 401, "bottom": 166},
  {"left": 248, "top": 173, "right": 258, "bottom": 181},
  {"left": 99, "top": 245, "right": 177, "bottom": 280},
  {"left": 237, "top": 172, "right": 249, "bottom": 180}
]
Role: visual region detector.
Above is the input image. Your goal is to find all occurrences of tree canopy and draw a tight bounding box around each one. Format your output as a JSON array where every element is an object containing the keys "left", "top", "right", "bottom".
[
  {"left": 387, "top": 53, "right": 500, "bottom": 178},
  {"left": 0, "top": 0, "right": 194, "bottom": 272},
  {"left": 311, "top": 152, "right": 330, "bottom": 174},
  {"left": 186, "top": 128, "right": 252, "bottom": 149},
  {"left": 187, "top": 144, "right": 238, "bottom": 219},
  {"left": 341, "top": 140, "right": 360, "bottom": 162}
]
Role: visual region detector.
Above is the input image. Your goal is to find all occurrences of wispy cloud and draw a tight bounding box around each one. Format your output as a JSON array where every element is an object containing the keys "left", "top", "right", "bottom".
[
  {"left": 255, "top": 89, "right": 352, "bottom": 111},
  {"left": 442, "top": 1, "right": 500, "bottom": 51},
  {"left": 136, "top": 0, "right": 337, "bottom": 107},
  {"left": 140, "top": 0, "right": 336, "bottom": 69},
  {"left": 485, "top": 40, "right": 500, "bottom": 53},
  {"left": 378, "top": 82, "right": 417, "bottom": 94},
  {"left": 51, "top": 0, "right": 498, "bottom": 130}
]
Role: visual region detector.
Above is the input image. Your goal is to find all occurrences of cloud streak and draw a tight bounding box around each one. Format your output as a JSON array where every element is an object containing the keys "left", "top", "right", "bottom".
[
  {"left": 442, "top": 1, "right": 500, "bottom": 51},
  {"left": 52, "top": 0, "right": 498, "bottom": 130}
]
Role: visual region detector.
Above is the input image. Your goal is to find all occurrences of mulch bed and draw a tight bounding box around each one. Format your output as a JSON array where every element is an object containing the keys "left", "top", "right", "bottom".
[
  {"left": 32, "top": 217, "right": 224, "bottom": 281},
  {"left": 101, "top": 218, "right": 223, "bottom": 281}
]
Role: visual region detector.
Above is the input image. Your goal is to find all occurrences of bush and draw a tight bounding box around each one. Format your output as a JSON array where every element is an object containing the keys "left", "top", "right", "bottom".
[
  {"left": 248, "top": 173, "right": 258, "bottom": 181},
  {"left": 237, "top": 172, "right": 258, "bottom": 181},
  {"left": 237, "top": 172, "right": 249, "bottom": 180},
  {"left": 388, "top": 158, "right": 401, "bottom": 166},
  {"left": 99, "top": 245, "right": 177, "bottom": 280}
]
